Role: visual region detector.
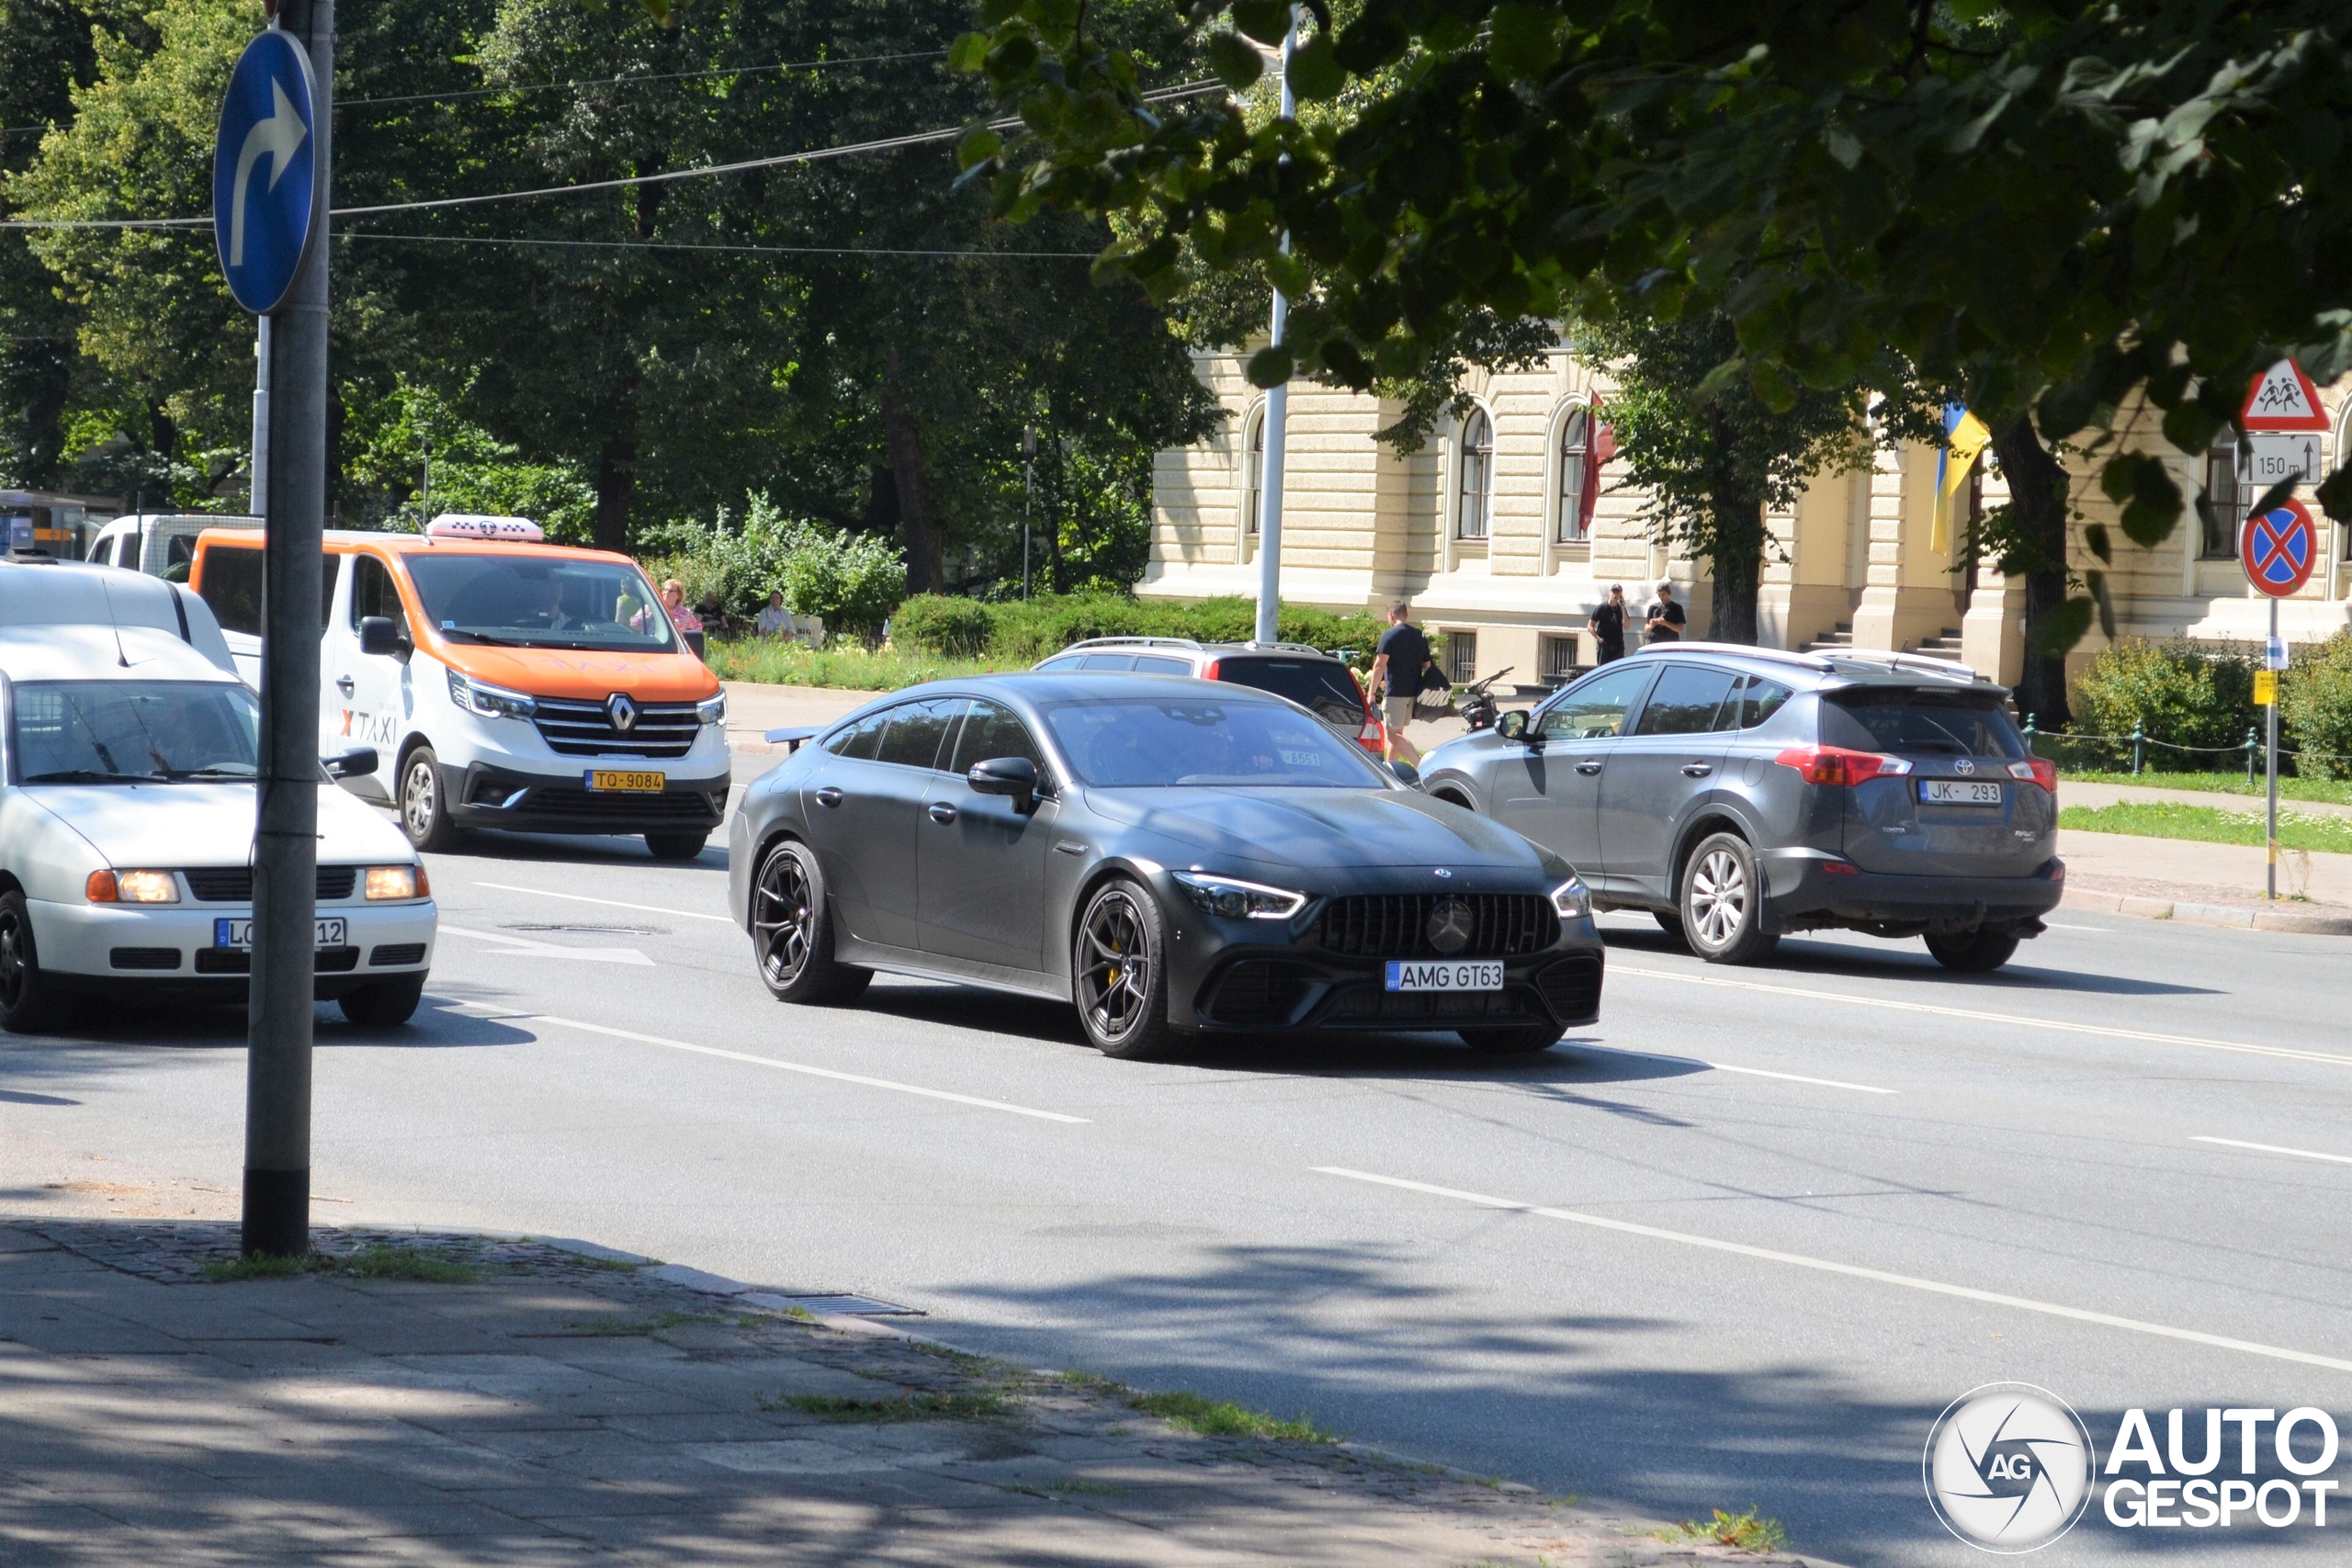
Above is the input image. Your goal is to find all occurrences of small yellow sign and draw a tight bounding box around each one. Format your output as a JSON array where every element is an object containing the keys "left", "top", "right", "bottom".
[{"left": 2255, "top": 670, "right": 2278, "bottom": 706}]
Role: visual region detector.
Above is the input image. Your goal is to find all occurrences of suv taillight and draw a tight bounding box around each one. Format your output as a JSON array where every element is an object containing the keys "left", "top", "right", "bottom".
[
  {"left": 2007, "top": 757, "right": 2057, "bottom": 793},
  {"left": 1773, "top": 745, "right": 1916, "bottom": 786},
  {"left": 1202, "top": 658, "right": 1222, "bottom": 682}
]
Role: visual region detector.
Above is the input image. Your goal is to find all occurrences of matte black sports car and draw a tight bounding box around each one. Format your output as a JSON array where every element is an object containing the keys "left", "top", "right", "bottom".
[{"left": 728, "top": 673, "right": 1605, "bottom": 1058}]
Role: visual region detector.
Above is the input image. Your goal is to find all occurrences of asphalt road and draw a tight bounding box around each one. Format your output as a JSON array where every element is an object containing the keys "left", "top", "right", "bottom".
[{"left": 8, "top": 798, "right": 2352, "bottom": 1566}]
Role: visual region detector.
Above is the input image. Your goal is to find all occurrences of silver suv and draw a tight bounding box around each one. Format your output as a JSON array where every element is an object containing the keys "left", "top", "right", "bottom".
[{"left": 1031, "top": 637, "right": 1386, "bottom": 757}]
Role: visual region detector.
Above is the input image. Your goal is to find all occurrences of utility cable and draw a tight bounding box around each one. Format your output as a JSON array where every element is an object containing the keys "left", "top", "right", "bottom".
[{"left": 339, "top": 231, "right": 1095, "bottom": 258}]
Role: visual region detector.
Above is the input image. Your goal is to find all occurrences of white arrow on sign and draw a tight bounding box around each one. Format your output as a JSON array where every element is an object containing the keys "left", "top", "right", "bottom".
[
  {"left": 228, "top": 79, "right": 307, "bottom": 268},
  {"left": 436, "top": 924, "right": 654, "bottom": 966}
]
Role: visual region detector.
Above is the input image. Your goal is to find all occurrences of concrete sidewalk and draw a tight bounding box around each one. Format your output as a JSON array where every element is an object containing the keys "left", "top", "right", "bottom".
[{"left": 1, "top": 1220, "right": 1825, "bottom": 1568}]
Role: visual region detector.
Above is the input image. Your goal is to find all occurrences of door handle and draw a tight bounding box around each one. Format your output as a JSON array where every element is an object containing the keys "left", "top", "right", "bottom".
[
  {"left": 814, "top": 786, "right": 844, "bottom": 808},
  {"left": 335, "top": 675, "right": 356, "bottom": 695},
  {"left": 1575, "top": 758, "right": 1604, "bottom": 775},
  {"left": 928, "top": 802, "right": 957, "bottom": 825},
  {"left": 1681, "top": 761, "right": 1714, "bottom": 777}
]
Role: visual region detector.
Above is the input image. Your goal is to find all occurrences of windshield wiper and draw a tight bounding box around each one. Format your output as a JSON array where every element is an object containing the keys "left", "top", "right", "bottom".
[
  {"left": 438, "top": 627, "right": 525, "bottom": 647},
  {"left": 164, "top": 765, "right": 258, "bottom": 780},
  {"left": 24, "top": 769, "right": 157, "bottom": 784}
]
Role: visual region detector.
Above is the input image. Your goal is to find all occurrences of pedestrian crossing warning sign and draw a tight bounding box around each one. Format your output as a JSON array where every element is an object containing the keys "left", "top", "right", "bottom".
[{"left": 2242, "top": 359, "right": 2328, "bottom": 432}]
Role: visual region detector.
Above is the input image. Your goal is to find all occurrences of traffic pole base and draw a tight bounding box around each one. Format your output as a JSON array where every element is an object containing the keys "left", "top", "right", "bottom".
[{"left": 242, "top": 1167, "right": 310, "bottom": 1258}]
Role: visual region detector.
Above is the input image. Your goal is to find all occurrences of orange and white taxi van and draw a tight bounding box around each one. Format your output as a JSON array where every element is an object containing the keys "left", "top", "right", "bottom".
[{"left": 191, "top": 516, "right": 729, "bottom": 860}]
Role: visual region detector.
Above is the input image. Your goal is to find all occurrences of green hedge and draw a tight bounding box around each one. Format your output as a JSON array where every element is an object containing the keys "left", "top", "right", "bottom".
[
  {"left": 2063, "top": 633, "right": 2352, "bottom": 778},
  {"left": 891, "top": 592, "right": 1389, "bottom": 669},
  {"left": 2280, "top": 632, "right": 2352, "bottom": 781}
]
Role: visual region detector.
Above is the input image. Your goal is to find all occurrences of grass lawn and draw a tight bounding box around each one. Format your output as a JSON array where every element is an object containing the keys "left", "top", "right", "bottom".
[
  {"left": 707, "top": 639, "right": 1017, "bottom": 690},
  {"left": 2059, "top": 769, "right": 2352, "bottom": 807},
  {"left": 2059, "top": 801, "right": 2352, "bottom": 856}
]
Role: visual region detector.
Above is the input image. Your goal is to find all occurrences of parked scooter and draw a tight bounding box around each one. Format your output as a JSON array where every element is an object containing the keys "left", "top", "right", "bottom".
[{"left": 1457, "top": 667, "right": 1514, "bottom": 733}]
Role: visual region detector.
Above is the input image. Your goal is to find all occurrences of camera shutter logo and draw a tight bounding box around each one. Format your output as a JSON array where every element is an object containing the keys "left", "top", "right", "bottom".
[{"left": 1924, "top": 1383, "right": 2095, "bottom": 1552}]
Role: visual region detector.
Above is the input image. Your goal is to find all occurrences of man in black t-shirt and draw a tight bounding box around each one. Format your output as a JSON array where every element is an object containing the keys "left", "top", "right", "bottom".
[
  {"left": 1586, "top": 583, "right": 1627, "bottom": 664},
  {"left": 1369, "top": 599, "right": 1431, "bottom": 765},
  {"left": 1645, "top": 581, "right": 1686, "bottom": 643}
]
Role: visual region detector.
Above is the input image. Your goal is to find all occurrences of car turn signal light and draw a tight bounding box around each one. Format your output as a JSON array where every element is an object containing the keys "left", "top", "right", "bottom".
[
  {"left": 1773, "top": 745, "right": 1916, "bottom": 786},
  {"left": 88, "top": 869, "right": 178, "bottom": 903},
  {"left": 2007, "top": 757, "right": 2057, "bottom": 793},
  {"left": 364, "top": 865, "right": 424, "bottom": 900}
]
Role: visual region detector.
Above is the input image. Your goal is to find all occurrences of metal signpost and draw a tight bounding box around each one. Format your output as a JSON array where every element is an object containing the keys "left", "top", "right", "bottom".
[
  {"left": 1252, "top": 9, "right": 1298, "bottom": 648},
  {"left": 2237, "top": 358, "right": 2328, "bottom": 904},
  {"left": 214, "top": 5, "right": 331, "bottom": 1257}
]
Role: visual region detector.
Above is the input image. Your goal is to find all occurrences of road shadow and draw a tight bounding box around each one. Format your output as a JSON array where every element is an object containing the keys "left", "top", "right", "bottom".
[
  {"left": 0, "top": 994, "right": 537, "bottom": 1088},
  {"left": 1598, "top": 922, "right": 2224, "bottom": 998}
]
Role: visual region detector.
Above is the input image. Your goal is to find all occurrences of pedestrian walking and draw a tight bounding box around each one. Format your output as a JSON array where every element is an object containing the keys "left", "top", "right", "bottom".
[
  {"left": 1645, "top": 581, "right": 1685, "bottom": 644},
  {"left": 1367, "top": 599, "right": 1432, "bottom": 767},
  {"left": 1587, "top": 583, "right": 1627, "bottom": 664}
]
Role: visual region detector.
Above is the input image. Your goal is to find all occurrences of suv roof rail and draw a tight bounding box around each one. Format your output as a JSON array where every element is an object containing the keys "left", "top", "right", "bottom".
[
  {"left": 1629, "top": 641, "right": 1834, "bottom": 671},
  {"left": 1821, "top": 649, "right": 1990, "bottom": 682},
  {"left": 1233, "top": 640, "right": 1333, "bottom": 657},
  {"left": 1059, "top": 636, "right": 1204, "bottom": 652}
]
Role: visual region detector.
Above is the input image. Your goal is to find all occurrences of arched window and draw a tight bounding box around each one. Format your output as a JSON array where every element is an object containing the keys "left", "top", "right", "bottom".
[
  {"left": 1556, "top": 403, "right": 1592, "bottom": 544},
  {"left": 1242, "top": 406, "right": 1265, "bottom": 536},
  {"left": 1457, "top": 408, "right": 1494, "bottom": 540}
]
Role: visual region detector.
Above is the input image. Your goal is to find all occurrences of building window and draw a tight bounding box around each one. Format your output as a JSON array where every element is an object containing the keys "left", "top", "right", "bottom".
[
  {"left": 1456, "top": 409, "right": 1493, "bottom": 541},
  {"left": 1556, "top": 404, "right": 1592, "bottom": 544},
  {"left": 1445, "top": 629, "right": 1479, "bottom": 683},
  {"left": 1242, "top": 406, "right": 1265, "bottom": 536},
  {"left": 1542, "top": 635, "right": 1579, "bottom": 681},
  {"left": 2202, "top": 438, "right": 2241, "bottom": 559}
]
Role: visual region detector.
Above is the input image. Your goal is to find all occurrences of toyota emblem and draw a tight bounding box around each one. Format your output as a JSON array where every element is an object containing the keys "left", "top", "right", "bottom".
[
  {"left": 1953, "top": 758, "right": 1975, "bottom": 775},
  {"left": 1426, "top": 897, "right": 1476, "bottom": 955},
  {"left": 606, "top": 693, "right": 638, "bottom": 732}
]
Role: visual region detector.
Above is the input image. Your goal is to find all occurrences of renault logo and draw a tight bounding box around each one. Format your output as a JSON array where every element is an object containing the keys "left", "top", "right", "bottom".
[
  {"left": 606, "top": 694, "right": 637, "bottom": 732},
  {"left": 1426, "top": 897, "right": 1476, "bottom": 955}
]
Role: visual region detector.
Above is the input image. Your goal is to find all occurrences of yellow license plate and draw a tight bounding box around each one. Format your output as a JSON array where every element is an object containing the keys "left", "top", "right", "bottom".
[{"left": 585, "top": 770, "right": 665, "bottom": 793}]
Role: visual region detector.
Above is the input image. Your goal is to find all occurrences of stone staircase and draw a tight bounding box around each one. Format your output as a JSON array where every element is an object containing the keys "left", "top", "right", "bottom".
[
  {"left": 1801, "top": 623, "right": 1971, "bottom": 663},
  {"left": 1911, "top": 626, "right": 1966, "bottom": 660},
  {"left": 1802, "top": 622, "right": 1855, "bottom": 654}
]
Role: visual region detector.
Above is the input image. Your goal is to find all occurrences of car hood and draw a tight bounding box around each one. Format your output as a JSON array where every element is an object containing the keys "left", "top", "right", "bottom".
[
  {"left": 28, "top": 781, "right": 416, "bottom": 867},
  {"left": 428, "top": 643, "right": 719, "bottom": 703},
  {"left": 1081, "top": 786, "right": 1558, "bottom": 875}
]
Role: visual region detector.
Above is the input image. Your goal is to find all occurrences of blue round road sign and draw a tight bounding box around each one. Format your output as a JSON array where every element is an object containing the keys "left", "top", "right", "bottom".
[
  {"left": 213, "top": 29, "right": 318, "bottom": 315},
  {"left": 2240, "top": 499, "right": 2318, "bottom": 599}
]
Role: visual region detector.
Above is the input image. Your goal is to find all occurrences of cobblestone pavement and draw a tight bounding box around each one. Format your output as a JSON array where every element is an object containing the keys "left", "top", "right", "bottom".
[{"left": 2, "top": 1220, "right": 1828, "bottom": 1568}]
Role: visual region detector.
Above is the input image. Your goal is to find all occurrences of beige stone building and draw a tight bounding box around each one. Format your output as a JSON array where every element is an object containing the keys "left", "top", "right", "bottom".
[{"left": 1140, "top": 345, "right": 2352, "bottom": 703}]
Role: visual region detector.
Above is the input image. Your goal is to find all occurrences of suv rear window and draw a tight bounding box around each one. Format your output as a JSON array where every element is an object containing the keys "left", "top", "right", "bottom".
[
  {"left": 1821, "top": 688, "right": 2024, "bottom": 758},
  {"left": 1214, "top": 657, "right": 1363, "bottom": 726}
]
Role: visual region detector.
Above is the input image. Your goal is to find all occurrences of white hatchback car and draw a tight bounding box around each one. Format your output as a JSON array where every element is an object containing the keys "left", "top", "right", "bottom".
[{"left": 0, "top": 559, "right": 436, "bottom": 1032}]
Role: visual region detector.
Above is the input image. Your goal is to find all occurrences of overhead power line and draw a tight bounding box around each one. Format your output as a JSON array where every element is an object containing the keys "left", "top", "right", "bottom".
[
  {"left": 342, "top": 50, "right": 949, "bottom": 109},
  {"left": 342, "top": 231, "right": 1094, "bottom": 259},
  {"left": 0, "top": 81, "right": 1224, "bottom": 232}
]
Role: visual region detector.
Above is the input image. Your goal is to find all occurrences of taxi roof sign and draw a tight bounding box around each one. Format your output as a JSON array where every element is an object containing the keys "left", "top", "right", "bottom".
[
  {"left": 2242, "top": 359, "right": 2328, "bottom": 433},
  {"left": 426, "top": 514, "right": 544, "bottom": 542}
]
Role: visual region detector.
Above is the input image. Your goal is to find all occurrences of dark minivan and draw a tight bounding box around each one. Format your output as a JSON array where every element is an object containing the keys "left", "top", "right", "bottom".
[{"left": 1416, "top": 644, "right": 2062, "bottom": 970}]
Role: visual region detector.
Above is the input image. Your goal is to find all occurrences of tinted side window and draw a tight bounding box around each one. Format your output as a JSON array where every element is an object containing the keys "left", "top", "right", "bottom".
[
  {"left": 950, "top": 700, "right": 1049, "bottom": 781},
  {"left": 826, "top": 706, "right": 895, "bottom": 760},
  {"left": 876, "top": 698, "right": 962, "bottom": 770},
  {"left": 348, "top": 553, "right": 405, "bottom": 630},
  {"left": 1537, "top": 664, "right": 1654, "bottom": 740},
  {"left": 1035, "top": 655, "right": 1082, "bottom": 671},
  {"left": 198, "top": 546, "right": 264, "bottom": 637},
  {"left": 1630, "top": 665, "right": 1739, "bottom": 736},
  {"left": 1741, "top": 679, "right": 1792, "bottom": 728},
  {"left": 1132, "top": 655, "right": 1190, "bottom": 674},
  {"left": 1080, "top": 653, "right": 1136, "bottom": 671}
]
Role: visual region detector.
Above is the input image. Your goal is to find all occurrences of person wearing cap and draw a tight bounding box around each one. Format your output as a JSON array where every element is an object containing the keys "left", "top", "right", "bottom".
[
  {"left": 1645, "top": 581, "right": 1685, "bottom": 643},
  {"left": 1586, "top": 583, "right": 1627, "bottom": 664}
]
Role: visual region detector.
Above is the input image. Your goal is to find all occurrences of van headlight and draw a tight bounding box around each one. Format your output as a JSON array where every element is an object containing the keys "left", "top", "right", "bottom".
[
  {"left": 696, "top": 693, "right": 727, "bottom": 726},
  {"left": 1172, "top": 871, "right": 1307, "bottom": 920},
  {"left": 1550, "top": 878, "right": 1590, "bottom": 920},
  {"left": 447, "top": 670, "right": 536, "bottom": 720},
  {"left": 364, "top": 864, "right": 427, "bottom": 900}
]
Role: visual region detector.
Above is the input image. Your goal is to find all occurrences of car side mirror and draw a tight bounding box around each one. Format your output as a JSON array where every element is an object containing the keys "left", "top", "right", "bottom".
[
  {"left": 323, "top": 745, "right": 379, "bottom": 781},
  {"left": 967, "top": 756, "right": 1039, "bottom": 811},
  {"left": 358, "top": 615, "right": 411, "bottom": 662},
  {"left": 1496, "top": 709, "right": 1534, "bottom": 744},
  {"left": 1386, "top": 759, "right": 1421, "bottom": 788}
]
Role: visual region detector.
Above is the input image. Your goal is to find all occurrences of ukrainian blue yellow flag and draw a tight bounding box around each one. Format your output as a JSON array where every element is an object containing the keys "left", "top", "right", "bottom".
[{"left": 1932, "top": 403, "right": 1993, "bottom": 555}]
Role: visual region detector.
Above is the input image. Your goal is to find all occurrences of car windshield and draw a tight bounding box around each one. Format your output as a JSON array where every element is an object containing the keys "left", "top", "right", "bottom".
[
  {"left": 15, "top": 681, "right": 260, "bottom": 784},
  {"left": 1044, "top": 697, "right": 1388, "bottom": 788},
  {"left": 1821, "top": 688, "right": 2026, "bottom": 758},
  {"left": 401, "top": 553, "right": 673, "bottom": 650}
]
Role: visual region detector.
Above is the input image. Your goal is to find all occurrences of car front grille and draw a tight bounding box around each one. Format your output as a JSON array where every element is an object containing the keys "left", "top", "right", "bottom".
[
  {"left": 1535, "top": 953, "right": 1603, "bottom": 1024},
  {"left": 1317, "top": 893, "right": 1558, "bottom": 959},
  {"left": 517, "top": 785, "right": 724, "bottom": 822},
  {"left": 195, "top": 946, "right": 361, "bottom": 976},
  {"left": 183, "top": 867, "right": 359, "bottom": 903},
  {"left": 1326, "top": 987, "right": 1541, "bottom": 1024},
  {"left": 531, "top": 696, "right": 700, "bottom": 758},
  {"left": 1203, "top": 961, "right": 1317, "bottom": 1027},
  {"left": 369, "top": 943, "right": 428, "bottom": 967},
  {"left": 109, "top": 947, "right": 181, "bottom": 971}
]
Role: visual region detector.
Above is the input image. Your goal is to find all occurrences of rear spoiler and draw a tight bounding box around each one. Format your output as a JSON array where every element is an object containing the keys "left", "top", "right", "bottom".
[{"left": 764, "top": 726, "right": 820, "bottom": 753}]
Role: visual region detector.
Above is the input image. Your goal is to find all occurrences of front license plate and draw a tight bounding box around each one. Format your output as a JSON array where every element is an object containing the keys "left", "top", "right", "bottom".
[
  {"left": 585, "top": 769, "right": 665, "bottom": 793},
  {"left": 1920, "top": 779, "right": 2004, "bottom": 806},
  {"left": 215, "top": 918, "right": 347, "bottom": 950},
  {"left": 1385, "top": 959, "right": 1505, "bottom": 992}
]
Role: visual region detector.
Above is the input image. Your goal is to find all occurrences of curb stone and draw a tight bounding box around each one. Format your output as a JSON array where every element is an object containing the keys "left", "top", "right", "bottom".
[{"left": 2063, "top": 887, "right": 2352, "bottom": 935}]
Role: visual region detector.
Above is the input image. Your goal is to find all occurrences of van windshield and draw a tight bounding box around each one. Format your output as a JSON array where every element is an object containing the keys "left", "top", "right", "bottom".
[
  {"left": 15, "top": 682, "right": 259, "bottom": 784},
  {"left": 401, "top": 553, "right": 673, "bottom": 651}
]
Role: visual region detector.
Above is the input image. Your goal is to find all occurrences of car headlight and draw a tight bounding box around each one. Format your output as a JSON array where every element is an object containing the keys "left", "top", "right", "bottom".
[
  {"left": 88, "top": 869, "right": 178, "bottom": 904},
  {"left": 365, "top": 864, "right": 427, "bottom": 900},
  {"left": 696, "top": 693, "right": 727, "bottom": 726},
  {"left": 447, "top": 669, "right": 536, "bottom": 720},
  {"left": 1172, "top": 871, "right": 1307, "bottom": 921},
  {"left": 1550, "top": 878, "right": 1590, "bottom": 920}
]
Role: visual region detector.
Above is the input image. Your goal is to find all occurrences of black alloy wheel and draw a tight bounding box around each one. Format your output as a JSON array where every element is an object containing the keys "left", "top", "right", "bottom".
[
  {"left": 752, "top": 840, "right": 869, "bottom": 1005},
  {"left": 1073, "top": 879, "right": 1179, "bottom": 1059},
  {"left": 0, "top": 890, "right": 67, "bottom": 1033},
  {"left": 1925, "top": 928, "right": 2021, "bottom": 973},
  {"left": 1679, "top": 832, "right": 1779, "bottom": 965},
  {"left": 399, "top": 744, "right": 461, "bottom": 852}
]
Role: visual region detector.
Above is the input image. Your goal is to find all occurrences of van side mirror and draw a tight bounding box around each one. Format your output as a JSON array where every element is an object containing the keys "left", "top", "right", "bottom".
[
  {"left": 358, "top": 615, "right": 411, "bottom": 662},
  {"left": 1496, "top": 709, "right": 1533, "bottom": 744},
  {"left": 323, "top": 745, "right": 379, "bottom": 781},
  {"left": 967, "top": 756, "right": 1039, "bottom": 812}
]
